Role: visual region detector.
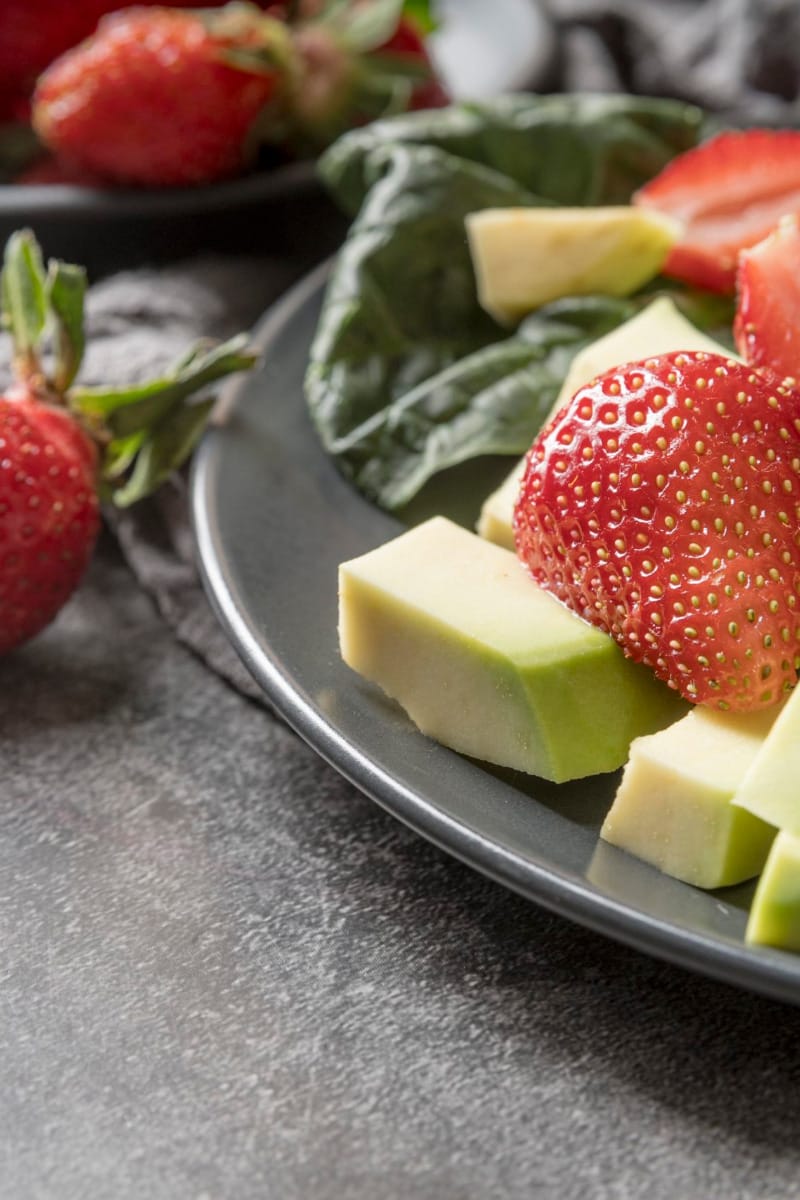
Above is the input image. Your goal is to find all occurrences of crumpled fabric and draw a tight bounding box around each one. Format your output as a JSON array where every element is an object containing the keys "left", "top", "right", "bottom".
[{"left": 542, "top": 0, "right": 800, "bottom": 123}]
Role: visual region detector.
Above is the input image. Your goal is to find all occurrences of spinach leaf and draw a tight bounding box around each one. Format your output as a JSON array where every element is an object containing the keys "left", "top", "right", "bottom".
[
  {"left": 306, "top": 93, "right": 708, "bottom": 510},
  {"left": 320, "top": 92, "right": 705, "bottom": 215},
  {"left": 343, "top": 295, "right": 637, "bottom": 509}
]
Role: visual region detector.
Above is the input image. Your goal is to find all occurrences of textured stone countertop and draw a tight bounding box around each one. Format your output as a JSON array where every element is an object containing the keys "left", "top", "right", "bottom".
[{"left": 4, "top": 536, "right": 800, "bottom": 1200}]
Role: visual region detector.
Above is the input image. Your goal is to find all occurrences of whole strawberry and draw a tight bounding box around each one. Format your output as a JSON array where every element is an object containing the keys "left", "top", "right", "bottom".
[
  {"left": 514, "top": 351, "right": 800, "bottom": 712},
  {"left": 31, "top": 5, "right": 291, "bottom": 187},
  {"left": 0, "top": 230, "right": 255, "bottom": 653}
]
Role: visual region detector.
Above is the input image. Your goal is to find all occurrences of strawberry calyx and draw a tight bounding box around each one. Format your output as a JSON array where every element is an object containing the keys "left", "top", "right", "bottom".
[
  {"left": 273, "top": 0, "right": 445, "bottom": 151},
  {"left": 184, "top": 0, "right": 443, "bottom": 150},
  {"left": 197, "top": 2, "right": 298, "bottom": 77},
  {"left": 1, "top": 229, "right": 257, "bottom": 506}
]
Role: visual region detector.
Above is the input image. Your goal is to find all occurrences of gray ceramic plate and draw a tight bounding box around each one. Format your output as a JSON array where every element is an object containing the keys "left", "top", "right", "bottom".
[{"left": 191, "top": 263, "right": 800, "bottom": 1007}]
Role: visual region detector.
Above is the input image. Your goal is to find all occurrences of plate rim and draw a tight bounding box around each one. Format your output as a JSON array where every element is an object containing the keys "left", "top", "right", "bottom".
[
  {"left": 0, "top": 159, "right": 319, "bottom": 220},
  {"left": 190, "top": 263, "right": 800, "bottom": 1008}
]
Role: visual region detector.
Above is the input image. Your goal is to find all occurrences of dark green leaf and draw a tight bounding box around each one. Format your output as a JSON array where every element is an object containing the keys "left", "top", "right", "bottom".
[
  {"left": 110, "top": 398, "right": 215, "bottom": 507},
  {"left": 319, "top": 92, "right": 705, "bottom": 217},
  {"left": 307, "top": 94, "right": 707, "bottom": 509},
  {"left": 307, "top": 144, "right": 537, "bottom": 450},
  {"left": 72, "top": 334, "right": 256, "bottom": 439},
  {"left": 333, "top": 295, "right": 637, "bottom": 508},
  {"left": 46, "top": 260, "right": 87, "bottom": 391},
  {"left": 1, "top": 229, "right": 48, "bottom": 363},
  {"left": 103, "top": 430, "right": 147, "bottom": 481}
]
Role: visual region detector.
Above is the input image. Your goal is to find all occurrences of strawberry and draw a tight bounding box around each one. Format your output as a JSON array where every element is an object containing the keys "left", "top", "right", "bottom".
[
  {"left": 0, "top": 385, "right": 100, "bottom": 654},
  {"left": 0, "top": 0, "right": 208, "bottom": 115},
  {"left": 31, "top": 5, "right": 291, "bottom": 188},
  {"left": 634, "top": 130, "right": 800, "bottom": 295},
  {"left": 514, "top": 350, "right": 800, "bottom": 712},
  {"left": 29, "top": 2, "right": 444, "bottom": 188},
  {"left": 734, "top": 214, "right": 800, "bottom": 381},
  {"left": 0, "top": 229, "right": 255, "bottom": 653}
]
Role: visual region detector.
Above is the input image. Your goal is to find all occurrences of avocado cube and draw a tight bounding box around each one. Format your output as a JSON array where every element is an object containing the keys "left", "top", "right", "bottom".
[
  {"left": 732, "top": 682, "right": 800, "bottom": 834},
  {"left": 339, "top": 517, "right": 686, "bottom": 783},
  {"left": 601, "top": 707, "right": 778, "bottom": 889},
  {"left": 466, "top": 206, "right": 681, "bottom": 324},
  {"left": 746, "top": 831, "right": 800, "bottom": 950}
]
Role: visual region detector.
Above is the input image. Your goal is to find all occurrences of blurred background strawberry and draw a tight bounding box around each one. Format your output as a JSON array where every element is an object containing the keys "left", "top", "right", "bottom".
[
  {"left": 0, "top": 0, "right": 448, "bottom": 188},
  {"left": 0, "top": 0, "right": 206, "bottom": 121}
]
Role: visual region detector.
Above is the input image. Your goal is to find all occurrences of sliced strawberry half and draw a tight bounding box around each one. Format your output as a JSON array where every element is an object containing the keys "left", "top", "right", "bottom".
[
  {"left": 634, "top": 129, "right": 800, "bottom": 294},
  {"left": 734, "top": 213, "right": 800, "bottom": 380}
]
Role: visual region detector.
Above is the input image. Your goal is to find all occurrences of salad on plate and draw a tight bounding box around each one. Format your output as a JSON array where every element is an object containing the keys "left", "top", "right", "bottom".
[{"left": 303, "top": 93, "right": 800, "bottom": 956}]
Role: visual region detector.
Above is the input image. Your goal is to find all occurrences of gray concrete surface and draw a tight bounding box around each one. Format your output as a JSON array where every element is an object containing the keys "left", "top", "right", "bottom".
[{"left": 2, "top": 539, "right": 800, "bottom": 1199}]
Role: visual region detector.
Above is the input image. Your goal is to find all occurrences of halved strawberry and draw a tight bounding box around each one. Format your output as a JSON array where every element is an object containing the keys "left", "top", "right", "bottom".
[
  {"left": 734, "top": 214, "right": 800, "bottom": 380},
  {"left": 634, "top": 130, "right": 800, "bottom": 295},
  {"left": 514, "top": 350, "right": 800, "bottom": 712}
]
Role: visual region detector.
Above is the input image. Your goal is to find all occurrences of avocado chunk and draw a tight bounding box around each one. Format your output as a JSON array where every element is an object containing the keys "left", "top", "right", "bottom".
[
  {"left": 476, "top": 458, "right": 525, "bottom": 552},
  {"left": 476, "top": 298, "right": 732, "bottom": 550},
  {"left": 601, "top": 707, "right": 779, "bottom": 889},
  {"left": 746, "top": 831, "right": 800, "bottom": 950},
  {"left": 339, "top": 517, "right": 686, "bottom": 782},
  {"left": 732, "top": 683, "right": 800, "bottom": 834},
  {"left": 466, "top": 207, "right": 681, "bottom": 324}
]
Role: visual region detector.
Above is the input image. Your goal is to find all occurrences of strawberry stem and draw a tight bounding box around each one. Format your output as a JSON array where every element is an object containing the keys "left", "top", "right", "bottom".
[
  {"left": 1, "top": 229, "right": 48, "bottom": 386},
  {"left": 46, "top": 259, "right": 87, "bottom": 393}
]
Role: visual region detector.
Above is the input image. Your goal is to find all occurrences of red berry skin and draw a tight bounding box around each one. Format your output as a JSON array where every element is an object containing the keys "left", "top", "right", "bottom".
[
  {"left": 514, "top": 351, "right": 800, "bottom": 712},
  {"left": 634, "top": 130, "right": 800, "bottom": 294},
  {"left": 32, "top": 8, "right": 279, "bottom": 188},
  {"left": 0, "top": 390, "right": 100, "bottom": 654},
  {"left": 735, "top": 214, "right": 800, "bottom": 381},
  {"left": 0, "top": 0, "right": 206, "bottom": 105}
]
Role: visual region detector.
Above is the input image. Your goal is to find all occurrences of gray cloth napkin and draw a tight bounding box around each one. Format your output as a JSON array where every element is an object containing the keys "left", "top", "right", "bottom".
[
  {"left": 88, "top": 255, "right": 311, "bottom": 703},
  {"left": 544, "top": 0, "right": 800, "bottom": 123},
  {"left": 35, "top": 0, "right": 800, "bottom": 703}
]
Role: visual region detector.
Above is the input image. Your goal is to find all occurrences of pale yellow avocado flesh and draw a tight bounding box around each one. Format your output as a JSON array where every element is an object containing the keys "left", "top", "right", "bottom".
[
  {"left": 746, "top": 831, "right": 800, "bottom": 950},
  {"left": 732, "top": 682, "right": 800, "bottom": 835},
  {"left": 477, "top": 297, "right": 732, "bottom": 550},
  {"left": 601, "top": 706, "right": 779, "bottom": 889},
  {"left": 339, "top": 517, "right": 686, "bottom": 783},
  {"left": 466, "top": 206, "right": 681, "bottom": 324}
]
